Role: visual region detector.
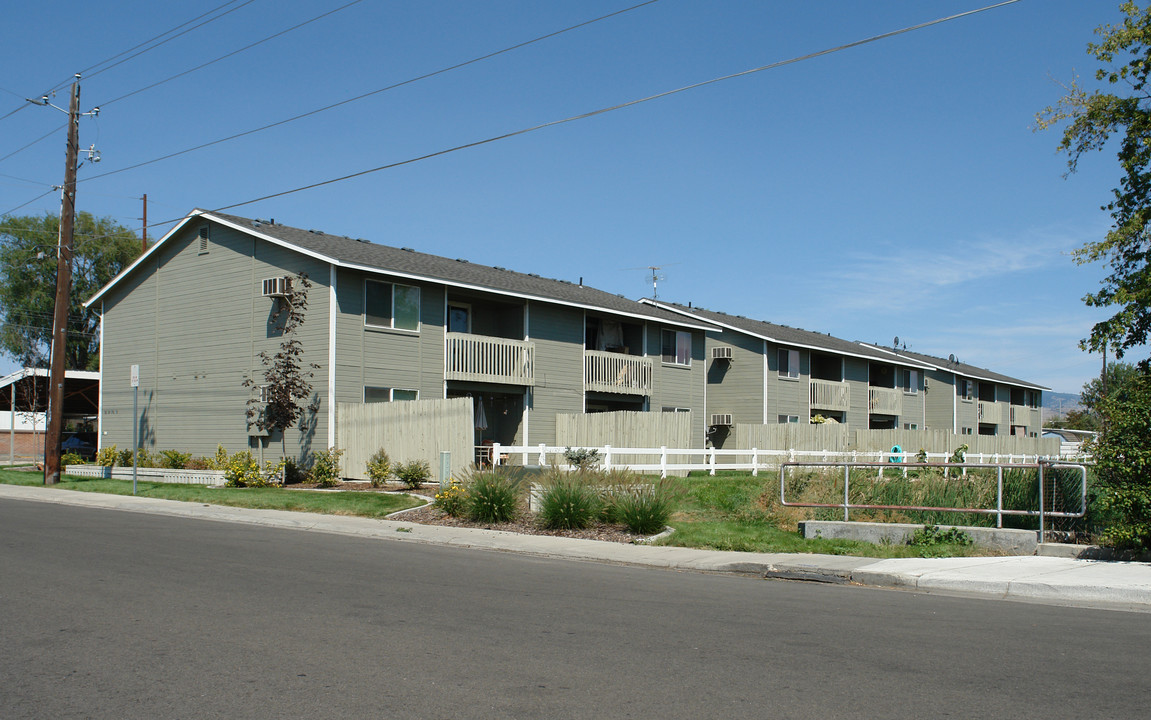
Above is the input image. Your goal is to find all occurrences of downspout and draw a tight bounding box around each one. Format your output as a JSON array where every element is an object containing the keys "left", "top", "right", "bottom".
[
  {"left": 97, "top": 300, "right": 104, "bottom": 453},
  {"left": 762, "top": 339, "right": 768, "bottom": 425},
  {"left": 328, "top": 264, "right": 337, "bottom": 449}
]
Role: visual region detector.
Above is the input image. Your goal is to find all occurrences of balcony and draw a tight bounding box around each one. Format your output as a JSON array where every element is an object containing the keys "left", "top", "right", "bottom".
[
  {"left": 584, "top": 350, "right": 652, "bottom": 396},
  {"left": 868, "top": 386, "right": 901, "bottom": 415},
  {"left": 1009, "top": 405, "right": 1033, "bottom": 424},
  {"left": 445, "top": 332, "right": 534, "bottom": 386},
  {"left": 811, "top": 379, "right": 850, "bottom": 412},
  {"left": 978, "top": 401, "right": 1001, "bottom": 424}
]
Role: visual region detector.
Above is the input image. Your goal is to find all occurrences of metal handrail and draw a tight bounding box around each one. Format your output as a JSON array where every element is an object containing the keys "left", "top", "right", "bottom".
[{"left": 779, "top": 460, "right": 1087, "bottom": 529}]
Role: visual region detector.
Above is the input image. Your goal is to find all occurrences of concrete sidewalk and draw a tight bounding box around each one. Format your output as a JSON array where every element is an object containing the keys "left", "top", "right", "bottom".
[{"left": 3, "top": 483, "right": 1150, "bottom": 612}]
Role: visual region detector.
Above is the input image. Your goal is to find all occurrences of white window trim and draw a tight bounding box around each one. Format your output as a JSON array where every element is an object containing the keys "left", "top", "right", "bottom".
[
  {"left": 903, "top": 369, "right": 919, "bottom": 395},
  {"left": 778, "top": 348, "right": 800, "bottom": 380},
  {"left": 661, "top": 329, "right": 692, "bottom": 367},
  {"left": 779, "top": 414, "right": 800, "bottom": 424},
  {"left": 364, "top": 278, "right": 421, "bottom": 332},
  {"left": 364, "top": 386, "right": 419, "bottom": 402}
]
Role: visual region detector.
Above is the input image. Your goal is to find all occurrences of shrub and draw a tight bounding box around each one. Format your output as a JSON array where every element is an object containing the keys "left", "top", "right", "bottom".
[
  {"left": 562, "top": 447, "right": 600, "bottom": 471},
  {"left": 394, "top": 459, "right": 430, "bottom": 490},
  {"left": 159, "top": 449, "right": 191, "bottom": 469},
  {"left": 117, "top": 448, "right": 134, "bottom": 467},
  {"left": 465, "top": 468, "right": 523, "bottom": 523},
  {"left": 1093, "top": 378, "right": 1151, "bottom": 551},
  {"left": 185, "top": 457, "right": 211, "bottom": 470},
  {"left": 222, "top": 451, "right": 283, "bottom": 488},
  {"left": 282, "top": 457, "right": 307, "bottom": 485},
  {"left": 538, "top": 472, "right": 600, "bottom": 530},
  {"left": 434, "top": 482, "right": 469, "bottom": 518},
  {"left": 612, "top": 478, "right": 680, "bottom": 535},
  {"left": 95, "top": 445, "right": 118, "bottom": 467},
  {"left": 366, "top": 449, "right": 393, "bottom": 487},
  {"left": 61, "top": 451, "right": 84, "bottom": 466},
  {"left": 310, "top": 447, "right": 344, "bottom": 488},
  {"left": 908, "top": 525, "right": 973, "bottom": 547},
  {"left": 207, "top": 444, "right": 230, "bottom": 471}
]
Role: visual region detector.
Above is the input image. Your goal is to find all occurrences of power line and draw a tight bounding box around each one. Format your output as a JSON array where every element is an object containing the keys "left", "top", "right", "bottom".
[
  {"left": 99, "top": 0, "right": 367, "bottom": 108},
  {"left": 0, "top": 123, "right": 66, "bottom": 166},
  {"left": 1, "top": 190, "right": 56, "bottom": 218},
  {"left": 203, "top": 0, "right": 1025, "bottom": 217},
  {"left": 80, "top": 0, "right": 665, "bottom": 183}
]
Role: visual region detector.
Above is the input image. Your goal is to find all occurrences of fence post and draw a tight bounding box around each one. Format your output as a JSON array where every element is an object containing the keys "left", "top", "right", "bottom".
[
  {"left": 843, "top": 464, "right": 850, "bottom": 522},
  {"left": 604, "top": 444, "right": 612, "bottom": 471},
  {"left": 538, "top": 443, "right": 547, "bottom": 467},
  {"left": 660, "top": 445, "right": 667, "bottom": 479},
  {"left": 709, "top": 446, "right": 716, "bottom": 476},
  {"left": 751, "top": 447, "right": 758, "bottom": 477},
  {"left": 996, "top": 465, "right": 1003, "bottom": 528},
  {"left": 1038, "top": 460, "right": 1046, "bottom": 543},
  {"left": 492, "top": 443, "right": 502, "bottom": 466}
]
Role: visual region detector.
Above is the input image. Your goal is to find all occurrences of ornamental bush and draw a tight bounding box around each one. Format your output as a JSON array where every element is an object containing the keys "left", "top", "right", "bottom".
[
  {"left": 95, "top": 445, "right": 118, "bottom": 467},
  {"left": 610, "top": 477, "right": 680, "bottom": 535},
  {"left": 1093, "top": 377, "right": 1151, "bottom": 552},
  {"left": 223, "top": 451, "right": 283, "bottom": 488},
  {"left": 434, "top": 482, "right": 469, "bottom": 518},
  {"left": 159, "top": 449, "right": 191, "bottom": 469},
  {"left": 465, "top": 468, "right": 523, "bottom": 523},
  {"left": 537, "top": 470, "right": 600, "bottom": 530},
  {"left": 393, "top": 459, "right": 430, "bottom": 490},
  {"left": 366, "top": 448, "right": 392, "bottom": 487},
  {"left": 310, "top": 447, "right": 344, "bottom": 488}
]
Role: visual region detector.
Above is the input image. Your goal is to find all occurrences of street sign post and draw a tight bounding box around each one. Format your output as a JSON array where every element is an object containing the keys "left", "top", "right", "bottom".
[{"left": 130, "top": 365, "right": 139, "bottom": 495}]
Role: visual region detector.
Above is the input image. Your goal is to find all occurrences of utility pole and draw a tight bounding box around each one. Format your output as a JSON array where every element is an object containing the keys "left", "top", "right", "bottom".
[
  {"left": 141, "top": 193, "right": 148, "bottom": 252},
  {"left": 43, "top": 76, "right": 82, "bottom": 485}
]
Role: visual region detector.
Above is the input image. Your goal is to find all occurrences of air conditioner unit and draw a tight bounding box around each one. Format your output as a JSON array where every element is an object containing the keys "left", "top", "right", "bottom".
[
  {"left": 710, "top": 413, "right": 733, "bottom": 426},
  {"left": 262, "top": 276, "right": 289, "bottom": 297},
  {"left": 711, "top": 346, "right": 733, "bottom": 360}
]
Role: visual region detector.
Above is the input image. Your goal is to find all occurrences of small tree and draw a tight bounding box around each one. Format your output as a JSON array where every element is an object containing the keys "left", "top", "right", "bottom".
[
  {"left": 1091, "top": 376, "right": 1151, "bottom": 552},
  {"left": 244, "top": 272, "right": 320, "bottom": 457}
]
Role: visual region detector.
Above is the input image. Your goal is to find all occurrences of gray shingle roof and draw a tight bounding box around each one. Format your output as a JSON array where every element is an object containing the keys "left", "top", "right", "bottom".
[
  {"left": 650, "top": 301, "right": 935, "bottom": 368},
  {"left": 207, "top": 211, "right": 713, "bottom": 329},
  {"left": 857, "top": 343, "right": 1048, "bottom": 391}
]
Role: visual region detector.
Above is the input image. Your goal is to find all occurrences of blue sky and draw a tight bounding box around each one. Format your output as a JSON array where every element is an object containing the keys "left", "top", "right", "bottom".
[{"left": 0, "top": 0, "right": 1130, "bottom": 393}]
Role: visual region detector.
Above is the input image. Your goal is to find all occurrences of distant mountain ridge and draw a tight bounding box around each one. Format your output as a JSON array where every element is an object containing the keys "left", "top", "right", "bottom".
[{"left": 1043, "top": 391, "right": 1082, "bottom": 415}]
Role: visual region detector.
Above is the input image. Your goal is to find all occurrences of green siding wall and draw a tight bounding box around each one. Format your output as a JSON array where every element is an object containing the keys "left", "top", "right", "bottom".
[
  {"left": 705, "top": 330, "right": 765, "bottom": 425},
  {"left": 527, "top": 302, "right": 584, "bottom": 448},
  {"left": 100, "top": 221, "right": 330, "bottom": 461}
]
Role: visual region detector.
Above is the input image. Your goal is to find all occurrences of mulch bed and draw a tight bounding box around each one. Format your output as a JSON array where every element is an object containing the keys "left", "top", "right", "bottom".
[{"left": 285, "top": 480, "right": 644, "bottom": 544}]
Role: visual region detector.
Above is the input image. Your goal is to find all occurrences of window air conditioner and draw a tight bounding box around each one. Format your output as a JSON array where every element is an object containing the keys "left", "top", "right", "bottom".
[
  {"left": 712, "top": 346, "right": 733, "bottom": 360},
  {"left": 262, "top": 276, "right": 289, "bottom": 297},
  {"left": 710, "top": 413, "right": 733, "bottom": 426}
]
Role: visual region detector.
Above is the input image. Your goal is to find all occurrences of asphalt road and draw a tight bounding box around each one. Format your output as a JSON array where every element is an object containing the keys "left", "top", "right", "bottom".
[{"left": 2, "top": 498, "right": 1149, "bottom": 719}]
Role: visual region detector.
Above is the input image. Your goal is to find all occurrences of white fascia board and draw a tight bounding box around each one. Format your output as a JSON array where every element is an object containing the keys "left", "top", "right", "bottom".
[
  {"left": 647, "top": 300, "right": 932, "bottom": 369},
  {"left": 86, "top": 210, "right": 711, "bottom": 331},
  {"left": 0, "top": 368, "right": 100, "bottom": 388},
  {"left": 859, "top": 343, "right": 1048, "bottom": 391}
]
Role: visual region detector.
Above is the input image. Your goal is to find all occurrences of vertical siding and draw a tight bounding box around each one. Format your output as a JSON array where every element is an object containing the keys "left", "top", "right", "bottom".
[
  {"left": 338, "top": 398, "right": 471, "bottom": 480},
  {"left": 526, "top": 302, "right": 584, "bottom": 448},
  {"left": 923, "top": 370, "right": 955, "bottom": 431},
  {"left": 844, "top": 358, "right": 868, "bottom": 428},
  {"left": 100, "top": 221, "right": 330, "bottom": 461}
]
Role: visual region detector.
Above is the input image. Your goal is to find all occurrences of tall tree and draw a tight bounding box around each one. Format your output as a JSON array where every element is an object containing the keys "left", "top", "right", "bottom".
[
  {"left": 243, "top": 272, "right": 320, "bottom": 456},
  {"left": 1036, "top": 2, "right": 1151, "bottom": 359},
  {"left": 1081, "top": 360, "right": 1145, "bottom": 414},
  {"left": 0, "top": 212, "right": 141, "bottom": 370}
]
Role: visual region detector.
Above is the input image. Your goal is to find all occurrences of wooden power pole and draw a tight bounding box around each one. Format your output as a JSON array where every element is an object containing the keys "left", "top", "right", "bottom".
[{"left": 43, "top": 76, "right": 81, "bottom": 485}]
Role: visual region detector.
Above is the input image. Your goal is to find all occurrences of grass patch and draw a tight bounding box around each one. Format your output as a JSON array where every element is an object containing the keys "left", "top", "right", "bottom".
[
  {"left": 0, "top": 467, "right": 422, "bottom": 518},
  {"left": 657, "top": 471, "right": 1000, "bottom": 558}
]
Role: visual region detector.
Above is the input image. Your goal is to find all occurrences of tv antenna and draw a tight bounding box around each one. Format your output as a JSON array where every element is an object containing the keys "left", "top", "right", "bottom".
[{"left": 622, "top": 263, "right": 678, "bottom": 299}]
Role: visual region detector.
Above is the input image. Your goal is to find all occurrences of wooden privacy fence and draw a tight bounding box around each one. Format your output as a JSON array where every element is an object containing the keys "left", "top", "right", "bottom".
[
  {"left": 337, "top": 398, "right": 472, "bottom": 481},
  {"left": 556, "top": 410, "right": 692, "bottom": 474}
]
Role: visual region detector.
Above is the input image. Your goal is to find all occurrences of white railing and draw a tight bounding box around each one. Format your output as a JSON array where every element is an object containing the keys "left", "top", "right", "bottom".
[
  {"left": 978, "top": 400, "right": 1001, "bottom": 424},
  {"left": 445, "top": 332, "right": 535, "bottom": 386},
  {"left": 64, "top": 465, "right": 227, "bottom": 486},
  {"left": 489, "top": 443, "right": 1059, "bottom": 478},
  {"left": 810, "top": 379, "right": 850, "bottom": 412},
  {"left": 868, "top": 386, "right": 901, "bottom": 414},
  {"left": 584, "top": 350, "right": 652, "bottom": 395}
]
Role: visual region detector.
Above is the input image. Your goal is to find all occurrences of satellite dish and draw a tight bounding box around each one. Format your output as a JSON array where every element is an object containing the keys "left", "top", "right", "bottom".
[
  {"left": 949, "top": 354, "right": 957, "bottom": 364},
  {"left": 893, "top": 336, "right": 900, "bottom": 348}
]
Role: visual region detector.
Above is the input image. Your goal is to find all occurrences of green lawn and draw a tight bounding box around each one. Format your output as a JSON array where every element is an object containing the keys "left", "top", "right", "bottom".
[
  {"left": 0, "top": 467, "right": 423, "bottom": 518},
  {"left": 657, "top": 471, "right": 995, "bottom": 558}
]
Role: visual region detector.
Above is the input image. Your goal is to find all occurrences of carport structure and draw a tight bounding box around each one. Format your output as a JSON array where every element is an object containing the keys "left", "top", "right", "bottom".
[{"left": 1, "top": 368, "right": 100, "bottom": 463}]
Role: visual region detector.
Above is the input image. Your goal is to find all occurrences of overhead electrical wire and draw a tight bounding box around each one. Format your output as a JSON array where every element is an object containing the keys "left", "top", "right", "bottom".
[
  {"left": 201, "top": 0, "right": 1026, "bottom": 217},
  {"left": 1, "top": 190, "right": 56, "bottom": 218},
  {"left": 0, "top": 0, "right": 252, "bottom": 123},
  {"left": 79, "top": 0, "right": 665, "bottom": 183}
]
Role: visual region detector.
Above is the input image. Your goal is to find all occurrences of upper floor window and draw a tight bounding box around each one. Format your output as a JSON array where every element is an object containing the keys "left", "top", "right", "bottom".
[
  {"left": 902, "top": 369, "right": 919, "bottom": 394},
  {"left": 364, "top": 387, "right": 418, "bottom": 402},
  {"left": 365, "top": 279, "right": 420, "bottom": 331},
  {"left": 778, "top": 348, "right": 800, "bottom": 379},
  {"left": 661, "top": 329, "right": 691, "bottom": 366},
  {"left": 957, "top": 378, "right": 974, "bottom": 401}
]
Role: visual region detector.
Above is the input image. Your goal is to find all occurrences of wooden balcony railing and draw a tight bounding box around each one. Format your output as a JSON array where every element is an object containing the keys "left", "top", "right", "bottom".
[
  {"left": 810, "top": 379, "right": 850, "bottom": 412},
  {"left": 978, "top": 400, "right": 1001, "bottom": 424},
  {"left": 445, "top": 332, "right": 534, "bottom": 386},
  {"left": 584, "top": 350, "right": 653, "bottom": 395},
  {"left": 868, "top": 386, "right": 901, "bottom": 415}
]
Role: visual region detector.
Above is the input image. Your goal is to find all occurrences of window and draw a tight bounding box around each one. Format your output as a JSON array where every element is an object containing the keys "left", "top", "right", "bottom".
[
  {"left": 778, "top": 348, "right": 800, "bottom": 379},
  {"left": 902, "top": 369, "right": 919, "bottom": 394},
  {"left": 903, "top": 422, "right": 919, "bottom": 430},
  {"left": 447, "top": 303, "right": 471, "bottom": 333},
  {"left": 960, "top": 426, "right": 973, "bottom": 435},
  {"left": 778, "top": 414, "right": 799, "bottom": 424},
  {"left": 364, "top": 387, "right": 418, "bottom": 403},
  {"left": 662, "top": 406, "right": 690, "bottom": 413},
  {"left": 957, "top": 379, "right": 973, "bottom": 401},
  {"left": 197, "top": 226, "right": 209, "bottom": 254},
  {"left": 365, "top": 279, "right": 420, "bottom": 331},
  {"left": 661, "top": 329, "right": 691, "bottom": 366}
]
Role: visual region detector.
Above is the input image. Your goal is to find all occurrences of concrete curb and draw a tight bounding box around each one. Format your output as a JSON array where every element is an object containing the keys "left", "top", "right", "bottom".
[{"left": 3, "top": 484, "right": 1150, "bottom": 611}]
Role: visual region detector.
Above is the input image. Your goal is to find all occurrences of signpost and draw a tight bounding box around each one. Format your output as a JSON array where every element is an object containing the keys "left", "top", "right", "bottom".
[{"left": 130, "top": 364, "right": 138, "bottom": 495}]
